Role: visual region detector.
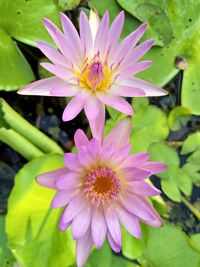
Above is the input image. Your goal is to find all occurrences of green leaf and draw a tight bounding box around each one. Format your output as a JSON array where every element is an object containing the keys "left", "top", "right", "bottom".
[
  {"left": 0, "top": 28, "right": 34, "bottom": 91},
  {"left": 181, "top": 132, "right": 200, "bottom": 155},
  {"left": 168, "top": 106, "right": 192, "bottom": 131},
  {"left": 117, "top": 0, "right": 173, "bottom": 46},
  {"left": 161, "top": 171, "right": 182, "bottom": 202},
  {"left": 58, "top": 0, "right": 81, "bottom": 11},
  {"left": 142, "top": 224, "right": 200, "bottom": 267},
  {"left": 183, "top": 163, "right": 200, "bottom": 184},
  {"left": 187, "top": 149, "right": 200, "bottom": 164},
  {"left": 131, "top": 105, "right": 169, "bottom": 153},
  {"left": 131, "top": 97, "right": 149, "bottom": 112},
  {"left": 0, "top": 215, "right": 15, "bottom": 267},
  {"left": 0, "top": 0, "right": 61, "bottom": 47},
  {"left": 190, "top": 234, "right": 200, "bottom": 252},
  {"left": 122, "top": 224, "right": 148, "bottom": 260},
  {"left": 89, "top": 0, "right": 139, "bottom": 39},
  {"left": 6, "top": 154, "right": 76, "bottom": 267}
]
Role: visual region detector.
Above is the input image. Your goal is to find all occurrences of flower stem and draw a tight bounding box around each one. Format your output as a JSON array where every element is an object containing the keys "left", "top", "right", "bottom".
[{"left": 182, "top": 196, "right": 200, "bottom": 221}]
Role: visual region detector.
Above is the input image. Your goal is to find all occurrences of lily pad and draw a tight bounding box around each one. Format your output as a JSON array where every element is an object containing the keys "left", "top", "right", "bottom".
[
  {"left": 168, "top": 106, "right": 192, "bottom": 131},
  {"left": 6, "top": 154, "right": 76, "bottom": 267},
  {"left": 181, "top": 132, "right": 200, "bottom": 155}
]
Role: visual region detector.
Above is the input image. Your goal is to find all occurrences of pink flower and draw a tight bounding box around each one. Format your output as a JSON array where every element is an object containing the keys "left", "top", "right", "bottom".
[
  {"left": 18, "top": 10, "right": 167, "bottom": 128},
  {"left": 37, "top": 117, "right": 166, "bottom": 267}
]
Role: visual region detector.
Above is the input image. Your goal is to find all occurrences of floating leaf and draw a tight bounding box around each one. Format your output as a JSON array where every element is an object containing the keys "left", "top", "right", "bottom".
[
  {"left": 58, "top": 0, "right": 81, "bottom": 10},
  {"left": 183, "top": 163, "right": 200, "bottom": 184},
  {"left": 168, "top": 106, "right": 192, "bottom": 131},
  {"left": 6, "top": 154, "right": 76, "bottom": 267},
  {"left": 181, "top": 132, "right": 200, "bottom": 155},
  {"left": 142, "top": 224, "right": 200, "bottom": 267},
  {"left": 117, "top": 0, "right": 173, "bottom": 46}
]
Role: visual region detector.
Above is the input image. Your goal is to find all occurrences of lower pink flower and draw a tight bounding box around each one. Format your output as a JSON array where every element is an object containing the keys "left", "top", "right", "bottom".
[{"left": 37, "top": 117, "right": 166, "bottom": 267}]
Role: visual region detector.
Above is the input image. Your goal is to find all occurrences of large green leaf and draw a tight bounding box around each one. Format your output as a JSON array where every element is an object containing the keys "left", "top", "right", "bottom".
[
  {"left": 6, "top": 154, "right": 76, "bottom": 267},
  {"left": 141, "top": 224, "right": 200, "bottom": 267},
  {"left": 117, "top": 0, "right": 172, "bottom": 46},
  {"left": 181, "top": 132, "right": 200, "bottom": 155},
  {"left": 0, "top": 28, "right": 34, "bottom": 91}
]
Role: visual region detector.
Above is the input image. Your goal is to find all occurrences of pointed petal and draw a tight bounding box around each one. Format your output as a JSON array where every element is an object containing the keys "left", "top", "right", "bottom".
[
  {"left": 126, "top": 181, "right": 161, "bottom": 196},
  {"left": 76, "top": 228, "right": 93, "bottom": 267},
  {"left": 108, "top": 11, "right": 124, "bottom": 47},
  {"left": 91, "top": 207, "right": 107, "bottom": 248},
  {"left": 64, "top": 153, "right": 82, "bottom": 171},
  {"left": 122, "top": 167, "right": 151, "bottom": 181},
  {"left": 97, "top": 93, "right": 133, "bottom": 115},
  {"left": 74, "top": 129, "right": 90, "bottom": 148},
  {"left": 36, "top": 167, "right": 67, "bottom": 189},
  {"left": 40, "top": 62, "right": 74, "bottom": 81},
  {"left": 141, "top": 162, "right": 167, "bottom": 174},
  {"left": 80, "top": 11, "right": 93, "bottom": 57},
  {"left": 107, "top": 230, "right": 121, "bottom": 253},
  {"left": 62, "top": 91, "right": 89, "bottom": 121},
  {"left": 50, "top": 84, "right": 78, "bottom": 97},
  {"left": 116, "top": 205, "right": 141, "bottom": 238},
  {"left": 84, "top": 96, "right": 101, "bottom": 120},
  {"left": 55, "top": 172, "right": 82, "bottom": 190},
  {"left": 104, "top": 117, "right": 132, "bottom": 150},
  {"left": 89, "top": 9, "right": 100, "bottom": 42},
  {"left": 51, "top": 188, "right": 79, "bottom": 208},
  {"left": 111, "top": 144, "right": 132, "bottom": 166},
  {"left": 110, "top": 84, "right": 145, "bottom": 97},
  {"left": 120, "top": 153, "right": 149, "bottom": 168},
  {"left": 72, "top": 203, "right": 92, "bottom": 239},
  {"left": 59, "top": 212, "right": 72, "bottom": 231}
]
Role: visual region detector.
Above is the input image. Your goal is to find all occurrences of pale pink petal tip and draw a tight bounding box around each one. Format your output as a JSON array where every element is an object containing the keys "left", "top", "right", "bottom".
[{"left": 36, "top": 168, "right": 66, "bottom": 189}]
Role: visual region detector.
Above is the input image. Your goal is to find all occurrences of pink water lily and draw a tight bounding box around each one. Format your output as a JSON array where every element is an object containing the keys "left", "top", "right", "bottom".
[
  {"left": 18, "top": 10, "right": 167, "bottom": 128},
  {"left": 37, "top": 117, "right": 166, "bottom": 267}
]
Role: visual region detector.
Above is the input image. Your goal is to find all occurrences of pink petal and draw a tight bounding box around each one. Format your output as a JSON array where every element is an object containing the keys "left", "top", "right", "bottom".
[
  {"left": 88, "top": 138, "right": 102, "bottom": 157},
  {"left": 126, "top": 181, "right": 161, "bottom": 196},
  {"left": 79, "top": 11, "right": 93, "bottom": 57},
  {"left": 18, "top": 77, "right": 70, "bottom": 96},
  {"left": 72, "top": 203, "right": 92, "bottom": 239},
  {"left": 51, "top": 188, "right": 79, "bottom": 208},
  {"left": 50, "top": 84, "right": 78, "bottom": 97},
  {"left": 120, "top": 153, "right": 149, "bottom": 168},
  {"left": 110, "top": 84, "right": 145, "bottom": 97},
  {"left": 76, "top": 228, "right": 93, "bottom": 267},
  {"left": 89, "top": 102, "right": 105, "bottom": 145},
  {"left": 64, "top": 153, "right": 82, "bottom": 171},
  {"left": 36, "top": 167, "right": 67, "bottom": 189},
  {"left": 104, "top": 206, "right": 121, "bottom": 246},
  {"left": 120, "top": 192, "right": 157, "bottom": 221},
  {"left": 84, "top": 96, "right": 101, "bottom": 120},
  {"left": 111, "top": 144, "right": 132, "bottom": 166},
  {"left": 108, "top": 11, "right": 124, "bottom": 48},
  {"left": 107, "top": 230, "right": 121, "bottom": 253},
  {"left": 40, "top": 62, "right": 74, "bottom": 81},
  {"left": 97, "top": 93, "right": 133, "bottom": 115},
  {"left": 74, "top": 129, "right": 89, "bottom": 148},
  {"left": 62, "top": 91, "right": 89, "bottom": 121},
  {"left": 59, "top": 213, "right": 72, "bottom": 231},
  {"left": 104, "top": 117, "right": 132, "bottom": 150},
  {"left": 140, "top": 162, "right": 167, "bottom": 174},
  {"left": 94, "top": 11, "right": 109, "bottom": 57},
  {"left": 122, "top": 167, "right": 151, "bottom": 181},
  {"left": 119, "top": 77, "right": 168, "bottom": 96},
  {"left": 62, "top": 192, "right": 87, "bottom": 223},
  {"left": 116, "top": 205, "right": 141, "bottom": 238},
  {"left": 91, "top": 207, "right": 107, "bottom": 248},
  {"left": 55, "top": 172, "right": 82, "bottom": 190},
  {"left": 37, "top": 41, "right": 69, "bottom": 67},
  {"left": 78, "top": 146, "right": 94, "bottom": 169},
  {"left": 60, "top": 13, "right": 82, "bottom": 58}
]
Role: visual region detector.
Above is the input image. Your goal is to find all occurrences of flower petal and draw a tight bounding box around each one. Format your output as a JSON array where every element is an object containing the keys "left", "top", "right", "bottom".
[
  {"left": 59, "top": 212, "right": 72, "bottom": 231},
  {"left": 62, "top": 91, "right": 89, "bottom": 121},
  {"left": 122, "top": 167, "right": 151, "bottom": 181},
  {"left": 80, "top": 11, "right": 93, "bottom": 57},
  {"left": 84, "top": 95, "right": 101, "bottom": 120},
  {"left": 110, "top": 85, "right": 145, "bottom": 97},
  {"left": 74, "top": 129, "right": 90, "bottom": 148},
  {"left": 76, "top": 228, "right": 93, "bottom": 267},
  {"left": 89, "top": 9, "right": 100, "bottom": 42},
  {"left": 97, "top": 93, "right": 133, "bottom": 115},
  {"left": 107, "top": 230, "right": 121, "bottom": 253},
  {"left": 64, "top": 153, "right": 82, "bottom": 171},
  {"left": 104, "top": 117, "right": 132, "bottom": 150},
  {"left": 140, "top": 162, "right": 167, "bottom": 174},
  {"left": 36, "top": 167, "right": 67, "bottom": 189},
  {"left": 111, "top": 144, "right": 132, "bottom": 166},
  {"left": 126, "top": 181, "right": 161, "bottom": 196},
  {"left": 116, "top": 205, "right": 141, "bottom": 238},
  {"left": 104, "top": 206, "right": 121, "bottom": 246},
  {"left": 51, "top": 188, "right": 79, "bottom": 208},
  {"left": 55, "top": 172, "right": 82, "bottom": 190},
  {"left": 40, "top": 62, "right": 74, "bottom": 81},
  {"left": 72, "top": 203, "right": 92, "bottom": 239},
  {"left": 120, "top": 153, "right": 149, "bottom": 168},
  {"left": 108, "top": 11, "right": 124, "bottom": 48},
  {"left": 91, "top": 207, "right": 107, "bottom": 248}
]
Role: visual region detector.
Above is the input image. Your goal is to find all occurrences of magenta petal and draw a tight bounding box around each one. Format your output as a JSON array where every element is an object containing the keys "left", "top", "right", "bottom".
[
  {"left": 104, "top": 206, "right": 121, "bottom": 246},
  {"left": 74, "top": 129, "right": 90, "bottom": 148},
  {"left": 62, "top": 91, "right": 89, "bottom": 121},
  {"left": 120, "top": 153, "right": 149, "bottom": 168},
  {"left": 97, "top": 93, "right": 133, "bottom": 115},
  {"left": 141, "top": 162, "right": 167, "bottom": 174},
  {"left": 104, "top": 117, "right": 132, "bottom": 150},
  {"left": 89, "top": 102, "right": 105, "bottom": 145},
  {"left": 55, "top": 172, "right": 82, "bottom": 190},
  {"left": 51, "top": 188, "right": 78, "bottom": 208},
  {"left": 64, "top": 153, "right": 82, "bottom": 171},
  {"left": 91, "top": 207, "right": 107, "bottom": 248},
  {"left": 107, "top": 230, "right": 121, "bottom": 253},
  {"left": 72, "top": 203, "right": 92, "bottom": 239},
  {"left": 126, "top": 181, "right": 161, "bottom": 196},
  {"left": 116, "top": 206, "right": 141, "bottom": 238},
  {"left": 62, "top": 192, "right": 87, "bottom": 223},
  {"left": 36, "top": 167, "right": 67, "bottom": 189},
  {"left": 122, "top": 167, "right": 151, "bottom": 181},
  {"left": 76, "top": 228, "right": 93, "bottom": 267}
]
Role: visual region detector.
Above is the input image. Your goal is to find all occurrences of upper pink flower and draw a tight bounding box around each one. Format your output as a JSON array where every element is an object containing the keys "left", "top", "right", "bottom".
[
  {"left": 18, "top": 10, "right": 167, "bottom": 125},
  {"left": 37, "top": 117, "right": 166, "bottom": 267}
]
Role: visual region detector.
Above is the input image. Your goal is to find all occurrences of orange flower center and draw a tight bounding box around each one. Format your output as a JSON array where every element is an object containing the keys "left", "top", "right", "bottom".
[{"left": 84, "top": 166, "right": 121, "bottom": 206}]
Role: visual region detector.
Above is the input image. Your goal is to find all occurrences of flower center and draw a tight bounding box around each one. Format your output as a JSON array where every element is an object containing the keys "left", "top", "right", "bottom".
[
  {"left": 84, "top": 166, "right": 121, "bottom": 206},
  {"left": 76, "top": 53, "right": 113, "bottom": 91}
]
